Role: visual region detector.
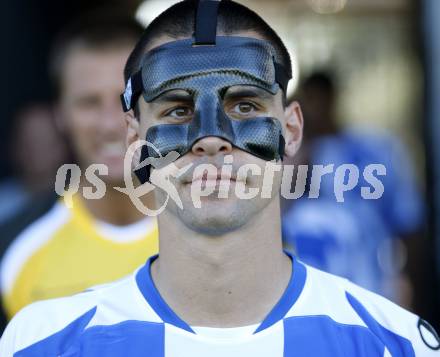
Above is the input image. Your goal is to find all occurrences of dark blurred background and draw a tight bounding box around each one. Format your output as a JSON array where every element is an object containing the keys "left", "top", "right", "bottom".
[{"left": 1, "top": 0, "right": 439, "bottom": 328}]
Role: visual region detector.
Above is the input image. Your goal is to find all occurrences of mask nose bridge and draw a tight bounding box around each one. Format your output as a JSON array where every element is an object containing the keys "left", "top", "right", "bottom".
[{"left": 187, "top": 87, "right": 235, "bottom": 147}]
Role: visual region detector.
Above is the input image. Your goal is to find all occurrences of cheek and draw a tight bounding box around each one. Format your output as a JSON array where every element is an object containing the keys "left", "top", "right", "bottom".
[
  {"left": 272, "top": 106, "right": 285, "bottom": 122},
  {"left": 68, "top": 108, "right": 99, "bottom": 135},
  {"left": 138, "top": 124, "right": 148, "bottom": 140},
  {"left": 139, "top": 103, "right": 162, "bottom": 139},
  {"left": 272, "top": 164, "right": 284, "bottom": 188},
  {"left": 65, "top": 110, "right": 100, "bottom": 155},
  {"left": 138, "top": 116, "right": 155, "bottom": 140}
]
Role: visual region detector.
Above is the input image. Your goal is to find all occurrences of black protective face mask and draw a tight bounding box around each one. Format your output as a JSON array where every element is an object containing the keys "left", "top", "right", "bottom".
[{"left": 121, "top": 0, "right": 291, "bottom": 183}]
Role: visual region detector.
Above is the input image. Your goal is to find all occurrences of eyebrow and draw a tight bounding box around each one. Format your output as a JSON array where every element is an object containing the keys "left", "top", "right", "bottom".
[
  {"left": 223, "top": 87, "right": 273, "bottom": 101},
  {"left": 152, "top": 90, "right": 193, "bottom": 104}
]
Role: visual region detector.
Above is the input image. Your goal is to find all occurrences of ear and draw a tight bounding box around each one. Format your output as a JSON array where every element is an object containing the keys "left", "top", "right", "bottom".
[
  {"left": 283, "top": 101, "right": 303, "bottom": 158},
  {"left": 125, "top": 111, "right": 139, "bottom": 147},
  {"left": 125, "top": 112, "right": 141, "bottom": 170}
]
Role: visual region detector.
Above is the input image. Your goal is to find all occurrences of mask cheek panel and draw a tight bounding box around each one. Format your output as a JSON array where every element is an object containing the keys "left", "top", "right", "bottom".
[
  {"left": 146, "top": 124, "right": 190, "bottom": 158},
  {"left": 232, "top": 117, "right": 285, "bottom": 161}
]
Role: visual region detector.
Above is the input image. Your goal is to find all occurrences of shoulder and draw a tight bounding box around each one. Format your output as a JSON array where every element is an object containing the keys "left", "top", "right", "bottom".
[
  {"left": 0, "top": 271, "right": 161, "bottom": 355},
  {"left": 0, "top": 193, "right": 57, "bottom": 255},
  {"left": 291, "top": 263, "right": 440, "bottom": 355},
  {"left": 0, "top": 201, "right": 70, "bottom": 296}
]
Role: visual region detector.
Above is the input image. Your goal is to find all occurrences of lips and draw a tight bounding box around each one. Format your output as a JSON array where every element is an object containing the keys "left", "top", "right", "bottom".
[{"left": 187, "top": 172, "right": 237, "bottom": 185}]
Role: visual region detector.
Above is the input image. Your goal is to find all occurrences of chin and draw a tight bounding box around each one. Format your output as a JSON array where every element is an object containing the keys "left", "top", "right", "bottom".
[
  {"left": 185, "top": 215, "right": 246, "bottom": 236},
  {"left": 177, "top": 198, "right": 256, "bottom": 236}
]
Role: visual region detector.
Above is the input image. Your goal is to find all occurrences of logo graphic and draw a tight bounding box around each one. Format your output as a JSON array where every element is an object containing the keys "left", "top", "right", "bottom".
[
  {"left": 115, "top": 140, "right": 192, "bottom": 216},
  {"left": 418, "top": 318, "right": 440, "bottom": 350},
  {"left": 54, "top": 139, "right": 388, "bottom": 216}
]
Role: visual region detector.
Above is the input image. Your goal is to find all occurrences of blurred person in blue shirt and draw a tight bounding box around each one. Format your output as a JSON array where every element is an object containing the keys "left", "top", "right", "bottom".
[{"left": 282, "top": 72, "right": 424, "bottom": 306}]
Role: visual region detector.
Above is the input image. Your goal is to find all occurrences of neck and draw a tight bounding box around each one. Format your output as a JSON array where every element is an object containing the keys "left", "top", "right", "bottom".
[
  {"left": 152, "top": 198, "right": 291, "bottom": 328},
  {"left": 79, "top": 179, "right": 151, "bottom": 226}
]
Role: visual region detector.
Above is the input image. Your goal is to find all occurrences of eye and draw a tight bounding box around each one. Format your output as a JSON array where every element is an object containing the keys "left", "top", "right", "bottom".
[
  {"left": 164, "top": 106, "right": 194, "bottom": 121},
  {"left": 232, "top": 102, "right": 258, "bottom": 116},
  {"left": 75, "top": 95, "right": 101, "bottom": 109}
]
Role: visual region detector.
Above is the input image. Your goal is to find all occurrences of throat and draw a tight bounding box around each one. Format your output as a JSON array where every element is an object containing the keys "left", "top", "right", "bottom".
[{"left": 151, "top": 246, "right": 292, "bottom": 328}]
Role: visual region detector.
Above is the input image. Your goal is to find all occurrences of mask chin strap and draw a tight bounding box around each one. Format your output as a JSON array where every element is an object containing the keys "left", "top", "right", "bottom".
[{"left": 194, "top": 0, "right": 221, "bottom": 45}]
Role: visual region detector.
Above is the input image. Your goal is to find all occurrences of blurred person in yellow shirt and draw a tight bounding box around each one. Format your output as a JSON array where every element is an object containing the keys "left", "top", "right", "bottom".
[{"left": 0, "top": 12, "right": 158, "bottom": 320}]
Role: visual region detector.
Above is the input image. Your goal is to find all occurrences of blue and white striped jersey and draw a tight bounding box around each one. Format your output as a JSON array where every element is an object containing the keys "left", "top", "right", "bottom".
[{"left": 1, "top": 254, "right": 439, "bottom": 356}]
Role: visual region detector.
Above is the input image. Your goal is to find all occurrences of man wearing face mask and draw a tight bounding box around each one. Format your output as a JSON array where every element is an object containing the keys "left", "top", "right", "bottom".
[{"left": 1, "top": 1, "right": 439, "bottom": 356}]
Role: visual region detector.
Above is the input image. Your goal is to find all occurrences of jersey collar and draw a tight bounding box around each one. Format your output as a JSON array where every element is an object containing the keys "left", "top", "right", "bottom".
[{"left": 135, "top": 251, "right": 306, "bottom": 334}]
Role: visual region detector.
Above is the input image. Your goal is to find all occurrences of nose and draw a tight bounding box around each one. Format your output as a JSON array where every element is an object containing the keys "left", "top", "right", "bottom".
[
  {"left": 101, "top": 100, "right": 125, "bottom": 135},
  {"left": 191, "top": 136, "right": 233, "bottom": 157}
]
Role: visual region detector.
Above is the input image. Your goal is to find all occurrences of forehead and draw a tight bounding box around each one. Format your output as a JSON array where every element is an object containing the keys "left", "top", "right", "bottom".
[
  {"left": 61, "top": 45, "right": 132, "bottom": 93},
  {"left": 139, "top": 32, "right": 279, "bottom": 103}
]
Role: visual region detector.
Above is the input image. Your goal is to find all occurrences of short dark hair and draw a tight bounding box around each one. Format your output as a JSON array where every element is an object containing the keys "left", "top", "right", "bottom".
[
  {"left": 49, "top": 10, "right": 144, "bottom": 100},
  {"left": 124, "top": 0, "right": 292, "bottom": 93}
]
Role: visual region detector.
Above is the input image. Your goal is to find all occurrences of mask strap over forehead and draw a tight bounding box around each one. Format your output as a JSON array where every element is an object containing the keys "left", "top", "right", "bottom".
[
  {"left": 194, "top": 0, "right": 221, "bottom": 45},
  {"left": 192, "top": 0, "right": 290, "bottom": 90},
  {"left": 193, "top": 0, "right": 290, "bottom": 89}
]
